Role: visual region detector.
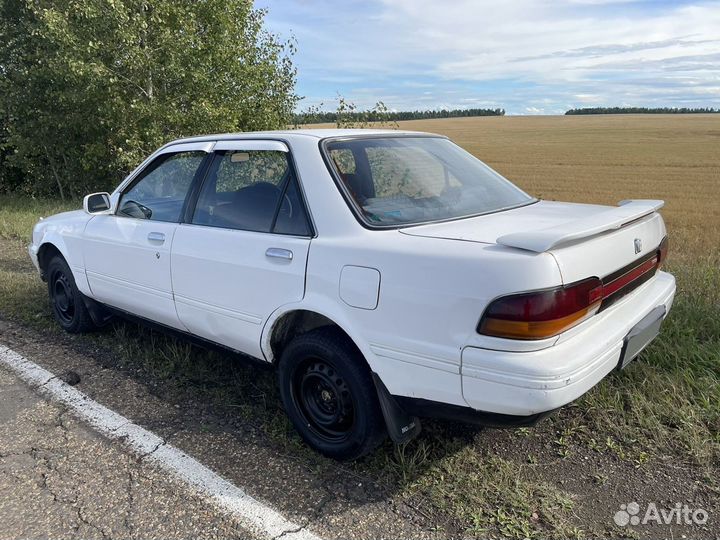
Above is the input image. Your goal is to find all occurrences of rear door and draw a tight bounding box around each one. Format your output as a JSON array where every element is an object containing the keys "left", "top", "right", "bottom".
[
  {"left": 83, "top": 143, "right": 213, "bottom": 328},
  {"left": 171, "top": 140, "right": 313, "bottom": 358}
]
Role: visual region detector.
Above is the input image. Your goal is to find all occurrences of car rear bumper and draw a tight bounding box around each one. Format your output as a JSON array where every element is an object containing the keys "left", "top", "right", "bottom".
[{"left": 461, "top": 271, "right": 676, "bottom": 416}]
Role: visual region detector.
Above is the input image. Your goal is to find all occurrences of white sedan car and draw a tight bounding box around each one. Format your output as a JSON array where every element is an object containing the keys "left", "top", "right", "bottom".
[{"left": 29, "top": 129, "right": 675, "bottom": 460}]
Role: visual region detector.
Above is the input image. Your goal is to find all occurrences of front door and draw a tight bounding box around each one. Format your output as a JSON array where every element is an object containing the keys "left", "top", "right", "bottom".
[
  {"left": 83, "top": 144, "right": 211, "bottom": 328},
  {"left": 171, "top": 140, "right": 313, "bottom": 358}
]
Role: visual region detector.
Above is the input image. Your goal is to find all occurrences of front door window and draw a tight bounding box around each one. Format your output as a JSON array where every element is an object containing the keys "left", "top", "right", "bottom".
[{"left": 118, "top": 151, "right": 206, "bottom": 222}]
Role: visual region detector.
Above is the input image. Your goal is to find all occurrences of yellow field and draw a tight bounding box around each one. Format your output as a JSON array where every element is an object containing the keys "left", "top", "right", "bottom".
[
  {"left": 0, "top": 114, "right": 718, "bottom": 539},
  {"left": 322, "top": 114, "right": 720, "bottom": 261},
  {"left": 402, "top": 115, "right": 720, "bottom": 259}
]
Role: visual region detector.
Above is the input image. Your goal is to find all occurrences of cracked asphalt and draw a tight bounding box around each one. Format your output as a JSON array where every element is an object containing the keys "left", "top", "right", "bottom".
[
  {"left": 0, "top": 317, "right": 441, "bottom": 540},
  {"left": 0, "top": 364, "right": 259, "bottom": 540}
]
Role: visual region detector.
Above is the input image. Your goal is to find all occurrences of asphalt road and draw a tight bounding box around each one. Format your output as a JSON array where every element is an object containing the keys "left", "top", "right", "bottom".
[
  {"left": 0, "top": 317, "right": 439, "bottom": 540},
  {"left": 0, "top": 364, "right": 259, "bottom": 539}
]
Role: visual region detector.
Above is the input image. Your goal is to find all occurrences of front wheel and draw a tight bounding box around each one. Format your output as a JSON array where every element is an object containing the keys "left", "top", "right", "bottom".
[
  {"left": 277, "top": 328, "right": 387, "bottom": 460},
  {"left": 47, "top": 255, "right": 96, "bottom": 333}
]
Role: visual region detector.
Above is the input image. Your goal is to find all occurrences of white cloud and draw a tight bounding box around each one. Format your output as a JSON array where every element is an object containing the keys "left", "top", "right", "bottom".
[
  {"left": 376, "top": 0, "right": 720, "bottom": 81},
  {"left": 574, "top": 94, "right": 604, "bottom": 103},
  {"left": 263, "top": 0, "right": 720, "bottom": 112}
]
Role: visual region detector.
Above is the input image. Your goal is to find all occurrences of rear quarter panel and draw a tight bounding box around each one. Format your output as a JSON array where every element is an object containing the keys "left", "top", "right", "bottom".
[{"left": 298, "top": 230, "right": 563, "bottom": 406}]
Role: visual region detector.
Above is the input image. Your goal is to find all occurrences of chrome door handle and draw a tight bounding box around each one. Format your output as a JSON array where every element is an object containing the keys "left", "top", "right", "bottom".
[
  {"left": 265, "top": 248, "right": 293, "bottom": 261},
  {"left": 147, "top": 232, "right": 165, "bottom": 243}
]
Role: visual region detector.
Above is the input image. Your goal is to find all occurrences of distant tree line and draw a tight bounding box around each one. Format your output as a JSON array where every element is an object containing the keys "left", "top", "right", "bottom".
[
  {"left": 295, "top": 106, "right": 505, "bottom": 125},
  {"left": 565, "top": 107, "right": 719, "bottom": 115}
]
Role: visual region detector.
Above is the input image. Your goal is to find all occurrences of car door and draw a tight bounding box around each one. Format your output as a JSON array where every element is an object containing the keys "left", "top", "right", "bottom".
[
  {"left": 83, "top": 142, "right": 213, "bottom": 329},
  {"left": 171, "top": 140, "right": 313, "bottom": 358}
]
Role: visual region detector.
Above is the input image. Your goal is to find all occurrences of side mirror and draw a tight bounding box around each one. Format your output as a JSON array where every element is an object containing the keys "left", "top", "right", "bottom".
[{"left": 83, "top": 192, "right": 111, "bottom": 214}]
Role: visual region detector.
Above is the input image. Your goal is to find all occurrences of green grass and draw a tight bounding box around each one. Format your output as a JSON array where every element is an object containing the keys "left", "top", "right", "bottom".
[
  {"left": 411, "top": 448, "right": 581, "bottom": 539},
  {"left": 0, "top": 194, "right": 78, "bottom": 241},
  {"left": 0, "top": 193, "right": 718, "bottom": 538},
  {"left": 583, "top": 258, "right": 720, "bottom": 464}
]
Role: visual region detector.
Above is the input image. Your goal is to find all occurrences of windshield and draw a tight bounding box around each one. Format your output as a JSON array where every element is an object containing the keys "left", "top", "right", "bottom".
[{"left": 324, "top": 136, "right": 534, "bottom": 227}]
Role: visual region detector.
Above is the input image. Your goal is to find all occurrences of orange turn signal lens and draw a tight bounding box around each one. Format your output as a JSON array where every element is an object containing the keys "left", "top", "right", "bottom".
[
  {"left": 478, "top": 278, "right": 603, "bottom": 340},
  {"left": 479, "top": 302, "right": 600, "bottom": 340}
]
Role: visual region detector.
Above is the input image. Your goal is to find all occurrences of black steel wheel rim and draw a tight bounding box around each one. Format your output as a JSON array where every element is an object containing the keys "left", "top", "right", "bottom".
[
  {"left": 291, "top": 358, "right": 354, "bottom": 443},
  {"left": 51, "top": 269, "right": 75, "bottom": 325}
]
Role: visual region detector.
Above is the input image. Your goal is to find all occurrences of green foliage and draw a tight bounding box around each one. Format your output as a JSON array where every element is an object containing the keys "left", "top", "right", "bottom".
[
  {"left": 293, "top": 97, "right": 402, "bottom": 129},
  {"left": 0, "top": 0, "right": 297, "bottom": 199},
  {"left": 334, "top": 97, "right": 399, "bottom": 129},
  {"left": 294, "top": 100, "right": 505, "bottom": 125},
  {"left": 566, "top": 107, "right": 719, "bottom": 115}
]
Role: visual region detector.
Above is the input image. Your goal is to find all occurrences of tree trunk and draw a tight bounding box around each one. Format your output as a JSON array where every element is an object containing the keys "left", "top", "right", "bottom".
[{"left": 43, "top": 145, "right": 65, "bottom": 201}]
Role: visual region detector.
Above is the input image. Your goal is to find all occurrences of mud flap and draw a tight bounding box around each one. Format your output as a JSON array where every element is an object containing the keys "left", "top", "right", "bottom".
[
  {"left": 81, "top": 295, "right": 114, "bottom": 327},
  {"left": 372, "top": 373, "right": 422, "bottom": 444}
]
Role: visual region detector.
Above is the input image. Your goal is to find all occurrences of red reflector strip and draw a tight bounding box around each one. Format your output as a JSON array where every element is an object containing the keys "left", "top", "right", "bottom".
[{"left": 602, "top": 255, "right": 658, "bottom": 298}]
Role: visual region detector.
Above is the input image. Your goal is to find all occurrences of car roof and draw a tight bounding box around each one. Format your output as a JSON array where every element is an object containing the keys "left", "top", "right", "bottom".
[{"left": 165, "top": 128, "right": 444, "bottom": 147}]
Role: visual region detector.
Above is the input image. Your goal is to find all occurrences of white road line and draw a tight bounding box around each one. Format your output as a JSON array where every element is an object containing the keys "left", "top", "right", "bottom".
[{"left": 0, "top": 344, "right": 322, "bottom": 540}]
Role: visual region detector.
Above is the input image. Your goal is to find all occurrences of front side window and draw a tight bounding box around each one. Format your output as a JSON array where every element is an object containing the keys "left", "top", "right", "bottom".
[
  {"left": 192, "top": 150, "right": 311, "bottom": 235},
  {"left": 325, "top": 137, "right": 534, "bottom": 227},
  {"left": 118, "top": 151, "right": 206, "bottom": 222}
]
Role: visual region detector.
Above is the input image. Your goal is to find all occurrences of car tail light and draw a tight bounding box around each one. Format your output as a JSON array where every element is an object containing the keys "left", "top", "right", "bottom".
[
  {"left": 478, "top": 278, "right": 603, "bottom": 340},
  {"left": 658, "top": 236, "right": 668, "bottom": 268}
]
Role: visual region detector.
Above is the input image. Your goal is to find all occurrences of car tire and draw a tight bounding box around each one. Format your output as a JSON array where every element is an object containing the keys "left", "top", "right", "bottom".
[
  {"left": 278, "top": 327, "right": 387, "bottom": 460},
  {"left": 47, "top": 255, "right": 96, "bottom": 333}
]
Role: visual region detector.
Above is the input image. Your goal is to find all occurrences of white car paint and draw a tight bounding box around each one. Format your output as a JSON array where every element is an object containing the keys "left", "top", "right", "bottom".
[
  {"left": 171, "top": 223, "right": 310, "bottom": 358},
  {"left": 461, "top": 273, "right": 675, "bottom": 415},
  {"left": 29, "top": 129, "right": 676, "bottom": 419},
  {"left": 29, "top": 209, "right": 93, "bottom": 297},
  {"left": 339, "top": 266, "right": 381, "bottom": 310},
  {"left": 84, "top": 216, "right": 183, "bottom": 329}
]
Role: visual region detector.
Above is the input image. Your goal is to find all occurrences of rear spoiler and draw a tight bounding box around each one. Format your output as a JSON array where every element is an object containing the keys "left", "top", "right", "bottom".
[{"left": 497, "top": 199, "right": 664, "bottom": 253}]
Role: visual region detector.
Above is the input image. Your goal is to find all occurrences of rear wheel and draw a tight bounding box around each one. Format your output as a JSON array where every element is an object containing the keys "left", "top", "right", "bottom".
[
  {"left": 278, "top": 328, "right": 387, "bottom": 460},
  {"left": 47, "top": 255, "right": 96, "bottom": 333}
]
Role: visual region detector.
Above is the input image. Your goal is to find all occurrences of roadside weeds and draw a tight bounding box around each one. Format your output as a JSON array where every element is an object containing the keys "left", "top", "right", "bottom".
[{"left": 1, "top": 196, "right": 718, "bottom": 539}]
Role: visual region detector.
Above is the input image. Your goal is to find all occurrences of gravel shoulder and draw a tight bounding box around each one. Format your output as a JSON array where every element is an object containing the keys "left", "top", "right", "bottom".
[
  {"left": 0, "top": 232, "right": 717, "bottom": 540},
  {"left": 0, "top": 363, "right": 257, "bottom": 540},
  {"left": 0, "top": 317, "right": 440, "bottom": 540}
]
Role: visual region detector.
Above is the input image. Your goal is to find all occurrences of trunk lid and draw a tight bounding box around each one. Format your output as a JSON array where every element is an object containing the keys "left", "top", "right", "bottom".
[{"left": 400, "top": 200, "right": 667, "bottom": 284}]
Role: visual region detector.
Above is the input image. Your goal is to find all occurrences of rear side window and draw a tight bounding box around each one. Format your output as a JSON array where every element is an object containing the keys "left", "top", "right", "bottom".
[
  {"left": 192, "top": 150, "right": 311, "bottom": 236},
  {"left": 118, "top": 151, "right": 206, "bottom": 222}
]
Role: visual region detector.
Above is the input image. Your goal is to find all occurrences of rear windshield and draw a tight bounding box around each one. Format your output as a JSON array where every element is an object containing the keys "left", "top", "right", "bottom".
[{"left": 324, "top": 136, "right": 534, "bottom": 227}]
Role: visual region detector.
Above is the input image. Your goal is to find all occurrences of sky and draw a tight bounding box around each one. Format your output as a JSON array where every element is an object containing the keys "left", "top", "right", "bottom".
[{"left": 257, "top": 0, "right": 720, "bottom": 115}]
